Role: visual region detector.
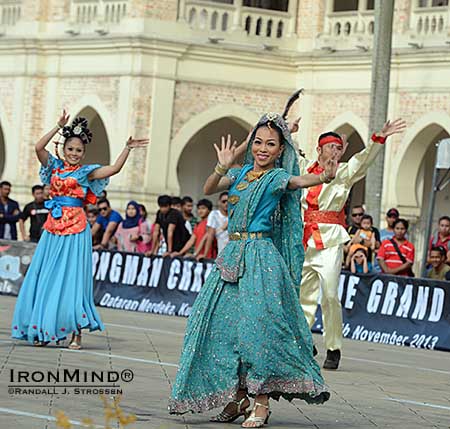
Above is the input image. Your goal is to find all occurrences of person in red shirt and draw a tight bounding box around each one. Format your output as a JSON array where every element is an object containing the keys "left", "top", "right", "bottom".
[
  {"left": 377, "top": 218, "right": 415, "bottom": 277},
  {"left": 171, "top": 199, "right": 217, "bottom": 260},
  {"left": 428, "top": 216, "right": 450, "bottom": 264}
]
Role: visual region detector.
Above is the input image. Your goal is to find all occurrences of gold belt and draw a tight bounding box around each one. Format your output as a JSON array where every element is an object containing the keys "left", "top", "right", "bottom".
[{"left": 229, "top": 231, "right": 271, "bottom": 241}]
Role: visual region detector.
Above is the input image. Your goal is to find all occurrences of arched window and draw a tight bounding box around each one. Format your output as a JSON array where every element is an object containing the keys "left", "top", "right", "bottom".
[{"left": 72, "top": 107, "right": 110, "bottom": 165}]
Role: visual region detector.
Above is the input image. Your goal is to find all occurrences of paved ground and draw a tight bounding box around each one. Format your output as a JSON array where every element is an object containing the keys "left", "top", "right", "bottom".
[{"left": 0, "top": 295, "right": 449, "bottom": 429}]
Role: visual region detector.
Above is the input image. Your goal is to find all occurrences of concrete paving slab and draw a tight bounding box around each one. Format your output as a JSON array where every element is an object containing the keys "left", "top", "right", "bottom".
[{"left": 0, "top": 295, "right": 449, "bottom": 429}]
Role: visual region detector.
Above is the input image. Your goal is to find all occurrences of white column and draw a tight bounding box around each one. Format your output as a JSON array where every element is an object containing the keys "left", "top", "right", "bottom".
[
  {"left": 232, "top": 0, "right": 244, "bottom": 32},
  {"left": 286, "top": 0, "right": 298, "bottom": 36},
  {"left": 144, "top": 54, "right": 178, "bottom": 194}
]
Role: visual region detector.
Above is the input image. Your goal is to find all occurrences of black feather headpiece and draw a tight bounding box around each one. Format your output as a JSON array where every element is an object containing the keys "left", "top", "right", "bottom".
[{"left": 61, "top": 117, "right": 92, "bottom": 145}]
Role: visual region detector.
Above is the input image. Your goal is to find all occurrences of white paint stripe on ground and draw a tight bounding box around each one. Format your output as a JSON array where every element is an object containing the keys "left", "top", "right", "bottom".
[
  {"left": 386, "top": 398, "right": 450, "bottom": 411},
  {"left": 345, "top": 356, "right": 450, "bottom": 375},
  {"left": 0, "top": 407, "right": 103, "bottom": 428},
  {"left": 104, "top": 322, "right": 184, "bottom": 337},
  {"left": 66, "top": 349, "right": 179, "bottom": 368},
  {"left": 105, "top": 323, "right": 450, "bottom": 374}
]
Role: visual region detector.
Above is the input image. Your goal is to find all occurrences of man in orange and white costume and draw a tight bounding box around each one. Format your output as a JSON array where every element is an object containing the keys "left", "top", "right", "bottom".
[{"left": 296, "top": 118, "right": 406, "bottom": 370}]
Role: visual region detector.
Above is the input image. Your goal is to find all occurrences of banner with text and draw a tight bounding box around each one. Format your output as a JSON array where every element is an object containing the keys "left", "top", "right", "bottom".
[
  {"left": 312, "top": 271, "right": 450, "bottom": 352},
  {"left": 1, "top": 241, "right": 449, "bottom": 351},
  {"left": 92, "top": 250, "right": 215, "bottom": 318},
  {"left": 0, "top": 239, "right": 36, "bottom": 296}
]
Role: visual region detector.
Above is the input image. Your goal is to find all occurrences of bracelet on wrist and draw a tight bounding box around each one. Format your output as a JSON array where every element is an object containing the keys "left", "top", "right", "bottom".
[
  {"left": 319, "top": 171, "right": 332, "bottom": 184},
  {"left": 371, "top": 133, "right": 387, "bottom": 144},
  {"left": 214, "top": 162, "right": 229, "bottom": 177},
  {"left": 56, "top": 123, "right": 64, "bottom": 129}
]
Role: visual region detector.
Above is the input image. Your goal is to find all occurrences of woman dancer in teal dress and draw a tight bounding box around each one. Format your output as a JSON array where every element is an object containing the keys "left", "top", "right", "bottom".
[
  {"left": 11, "top": 110, "right": 148, "bottom": 349},
  {"left": 169, "top": 113, "right": 336, "bottom": 427}
]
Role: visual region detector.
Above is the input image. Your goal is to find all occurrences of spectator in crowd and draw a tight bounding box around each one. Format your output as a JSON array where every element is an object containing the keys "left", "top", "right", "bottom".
[
  {"left": 181, "top": 196, "right": 198, "bottom": 234},
  {"left": 99, "top": 190, "right": 107, "bottom": 199},
  {"left": 379, "top": 208, "right": 399, "bottom": 242},
  {"left": 43, "top": 184, "right": 50, "bottom": 200},
  {"left": 428, "top": 216, "right": 450, "bottom": 264},
  {"left": 139, "top": 204, "right": 148, "bottom": 220},
  {"left": 86, "top": 206, "right": 102, "bottom": 246},
  {"left": 115, "top": 200, "right": 152, "bottom": 253},
  {"left": 426, "top": 246, "right": 450, "bottom": 281},
  {"left": 171, "top": 198, "right": 216, "bottom": 260},
  {"left": 204, "top": 191, "right": 229, "bottom": 256},
  {"left": 91, "top": 198, "right": 123, "bottom": 250},
  {"left": 19, "top": 185, "right": 49, "bottom": 242},
  {"left": 345, "top": 214, "right": 376, "bottom": 262},
  {"left": 0, "top": 180, "right": 21, "bottom": 240},
  {"left": 171, "top": 196, "right": 182, "bottom": 211},
  {"left": 377, "top": 218, "right": 415, "bottom": 277},
  {"left": 347, "top": 205, "right": 381, "bottom": 246},
  {"left": 348, "top": 246, "right": 372, "bottom": 274},
  {"left": 151, "top": 195, "right": 190, "bottom": 256}
]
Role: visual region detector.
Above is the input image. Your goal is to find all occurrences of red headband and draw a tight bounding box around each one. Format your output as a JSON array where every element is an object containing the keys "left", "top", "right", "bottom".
[{"left": 318, "top": 135, "right": 343, "bottom": 148}]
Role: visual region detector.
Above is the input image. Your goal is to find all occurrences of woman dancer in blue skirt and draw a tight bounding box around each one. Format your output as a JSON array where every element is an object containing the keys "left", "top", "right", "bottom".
[
  {"left": 169, "top": 113, "right": 335, "bottom": 427},
  {"left": 11, "top": 110, "right": 148, "bottom": 349}
]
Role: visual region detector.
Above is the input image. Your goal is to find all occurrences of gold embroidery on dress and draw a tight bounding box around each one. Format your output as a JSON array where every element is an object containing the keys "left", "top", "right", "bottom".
[
  {"left": 236, "top": 182, "right": 249, "bottom": 191},
  {"left": 246, "top": 170, "right": 269, "bottom": 183},
  {"left": 228, "top": 195, "right": 240, "bottom": 205}
]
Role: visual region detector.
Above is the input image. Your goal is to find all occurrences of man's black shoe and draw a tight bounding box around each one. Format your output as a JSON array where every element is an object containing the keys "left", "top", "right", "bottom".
[
  {"left": 313, "top": 345, "right": 318, "bottom": 357},
  {"left": 323, "top": 349, "right": 341, "bottom": 370}
]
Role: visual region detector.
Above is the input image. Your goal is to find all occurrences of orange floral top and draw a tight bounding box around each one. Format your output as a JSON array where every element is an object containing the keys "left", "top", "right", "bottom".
[{"left": 40, "top": 153, "right": 109, "bottom": 236}]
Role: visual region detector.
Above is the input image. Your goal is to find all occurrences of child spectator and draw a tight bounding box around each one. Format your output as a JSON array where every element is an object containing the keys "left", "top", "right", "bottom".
[
  {"left": 346, "top": 214, "right": 376, "bottom": 262},
  {"left": 348, "top": 246, "right": 372, "bottom": 274}
]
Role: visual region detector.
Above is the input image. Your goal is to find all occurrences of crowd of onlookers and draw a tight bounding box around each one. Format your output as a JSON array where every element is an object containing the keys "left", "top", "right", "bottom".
[
  {"left": 1, "top": 179, "right": 449, "bottom": 281},
  {"left": 343, "top": 204, "right": 450, "bottom": 281}
]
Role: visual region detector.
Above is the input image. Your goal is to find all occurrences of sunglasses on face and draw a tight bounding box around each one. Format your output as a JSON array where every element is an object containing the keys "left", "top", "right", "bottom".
[
  {"left": 99, "top": 207, "right": 108, "bottom": 212},
  {"left": 352, "top": 213, "right": 364, "bottom": 217},
  {"left": 220, "top": 199, "right": 228, "bottom": 203}
]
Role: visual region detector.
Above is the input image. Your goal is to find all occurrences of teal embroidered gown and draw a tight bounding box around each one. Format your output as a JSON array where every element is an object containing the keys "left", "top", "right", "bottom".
[{"left": 169, "top": 156, "right": 330, "bottom": 414}]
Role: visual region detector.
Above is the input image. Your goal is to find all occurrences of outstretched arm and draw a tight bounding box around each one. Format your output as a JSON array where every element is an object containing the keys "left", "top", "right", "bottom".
[
  {"left": 203, "top": 135, "right": 237, "bottom": 195},
  {"left": 35, "top": 110, "right": 70, "bottom": 166},
  {"left": 341, "top": 119, "right": 406, "bottom": 185},
  {"left": 288, "top": 158, "right": 338, "bottom": 190},
  {"left": 88, "top": 137, "right": 149, "bottom": 180}
]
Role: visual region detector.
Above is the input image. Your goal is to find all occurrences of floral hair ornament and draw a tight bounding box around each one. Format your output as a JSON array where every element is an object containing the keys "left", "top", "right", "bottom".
[
  {"left": 54, "top": 117, "right": 92, "bottom": 159},
  {"left": 62, "top": 117, "right": 93, "bottom": 145}
]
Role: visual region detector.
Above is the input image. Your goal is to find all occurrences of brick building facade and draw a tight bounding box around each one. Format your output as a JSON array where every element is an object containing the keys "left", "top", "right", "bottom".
[{"left": 0, "top": 0, "right": 449, "bottom": 269}]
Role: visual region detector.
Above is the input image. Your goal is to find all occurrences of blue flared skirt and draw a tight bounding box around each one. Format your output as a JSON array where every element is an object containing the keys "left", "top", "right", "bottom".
[
  {"left": 169, "top": 238, "right": 329, "bottom": 414},
  {"left": 11, "top": 227, "right": 104, "bottom": 344}
]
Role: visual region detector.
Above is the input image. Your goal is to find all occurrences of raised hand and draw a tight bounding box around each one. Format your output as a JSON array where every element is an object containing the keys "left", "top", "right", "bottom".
[
  {"left": 379, "top": 118, "right": 406, "bottom": 138},
  {"left": 324, "top": 157, "right": 338, "bottom": 180},
  {"left": 289, "top": 116, "right": 301, "bottom": 134},
  {"left": 213, "top": 134, "right": 237, "bottom": 168},
  {"left": 57, "top": 109, "right": 70, "bottom": 128},
  {"left": 126, "top": 137, "right": 149, "bottom": 149}
]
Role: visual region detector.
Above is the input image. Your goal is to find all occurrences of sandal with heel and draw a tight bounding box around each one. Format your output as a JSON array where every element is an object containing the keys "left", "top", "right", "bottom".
[
  {"left": 68, "top": 333, "right": 82, "bottom": 350},
  {"left": 242, "top": 402, "right": 271, "bottom": 428},
  {"left": 210, "top": 396, "right": 250, "bottom": 423}
]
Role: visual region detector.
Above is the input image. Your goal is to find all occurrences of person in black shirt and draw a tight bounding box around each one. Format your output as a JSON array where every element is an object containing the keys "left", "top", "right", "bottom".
[
  {"left": 151, "top": 195, "right": 190, "bottom": 255},
  {"left": 19, "top": 185, "right": 49, "bottom": 242}
]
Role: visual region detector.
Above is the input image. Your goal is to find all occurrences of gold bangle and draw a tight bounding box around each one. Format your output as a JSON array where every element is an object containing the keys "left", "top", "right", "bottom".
[{"left": 214, "top": 162, "right": 229, "bottom": 176}]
